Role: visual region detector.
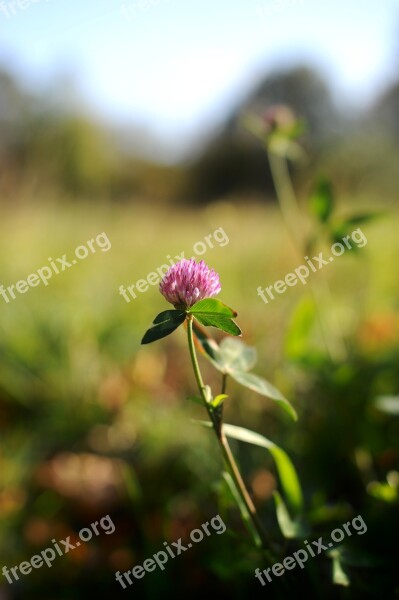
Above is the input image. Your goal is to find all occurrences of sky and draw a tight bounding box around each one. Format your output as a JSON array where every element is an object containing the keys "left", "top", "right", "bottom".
[{"left": 0, "top": 0, "right": 398, "bottom": 159}]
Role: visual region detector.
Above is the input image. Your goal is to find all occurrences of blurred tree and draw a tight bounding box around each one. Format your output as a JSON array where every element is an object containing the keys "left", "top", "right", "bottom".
[
  {"left": 371, "top": 80, "right": 399, "bottom": 139},
  {"left": 186, "top": 66, "right": 340, "bottom": 203},
  {"left": 244, "top": 65, "right": 339, "bottom": 145},
  {"left": 0, "top": 69, "right": 32, "bottom": 151},
  {"left": 1, "top": 63, "right": 397, "bottom": 205},
  {"left": 28, "top": 115, "right": 118, "bottom": 196},
  {"left": 0, "top": 69, "right": 36, "bottom": 193},
  {"left": 0, "top": 68, "right": 185, "bottom": 202}
]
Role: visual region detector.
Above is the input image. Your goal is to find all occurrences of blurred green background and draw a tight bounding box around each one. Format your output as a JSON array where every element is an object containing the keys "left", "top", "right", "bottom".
[{"left": 1, "top": 1, "right": 399, "bottom": 598}]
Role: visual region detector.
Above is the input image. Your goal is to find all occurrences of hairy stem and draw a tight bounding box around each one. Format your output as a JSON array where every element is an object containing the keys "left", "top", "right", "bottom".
[{"left": 187, "top": 316, "right": 268, "bottom": 549}]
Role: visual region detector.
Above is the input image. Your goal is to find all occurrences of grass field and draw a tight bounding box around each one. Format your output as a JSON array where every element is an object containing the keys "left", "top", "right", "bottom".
[{"left": 1, "top": 198, "right": 399, "bottom": 599}]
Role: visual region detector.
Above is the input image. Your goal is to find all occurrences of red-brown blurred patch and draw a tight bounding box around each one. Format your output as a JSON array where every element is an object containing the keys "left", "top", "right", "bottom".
[
  {"left": 0, "top": 487, "right": 25, "bottom": 517},
  {"left": 98, "top": 371, "right": 130, "bottom": 411},
  {"left": 108, "top": 547, "right": 135, "bottom": 571},
  {"left": 24, "top": 517, "right": 52, "bottom": 546},
  {"left": 251, "top": 469, "right": 276, "bottom": 501},
  {"left": 35, "top": 453, "right": 125, "bottom": 507},
  {"left": 356, "top": 313, "right": 399, "bottom": 353}
]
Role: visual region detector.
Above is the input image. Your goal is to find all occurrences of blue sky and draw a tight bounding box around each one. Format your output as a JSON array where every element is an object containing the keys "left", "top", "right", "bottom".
[{"left": 0, "top": 0, "right": 398, "bottom": 158}]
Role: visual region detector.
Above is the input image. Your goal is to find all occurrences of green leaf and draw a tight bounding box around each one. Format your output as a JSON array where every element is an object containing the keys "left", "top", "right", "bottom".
[
  {"left": 309, "top": 177, "right": 334, "bottom": 223},
  {"left": 152, "top": 310, "right": 181, "bottom": 324},
  {"left": 193, "top": 326, "right": 256, "bottom": 373},
  {"left": 287, "top": 118, "right": 306, "bottom": 140},
  {"left": 217, "top": 338, "right": 257, "bottom": 373},
  {"left": 190, "top": 298, "right": 241, "bottom": 336},
  {"left": 194, "top": 313, "right": 242, "bottom": 336},
  {"left": 284, "top": 297, "right": 316, "bottom": 360},
  {"left": 193, "top": 329, "right": 295, "bottom": 419},
  {"left": 192, "top": 325, "right": 234, "bottom": 373},
  {"left": 204, "top": 385, "right": 213, "bottom": 404},
  {"left": 331, "top": 551, "right": 350, "bottom": 587},
  {"left": 192, "top": 321, "right": 224, "bottom": 364},
  {"left": 221, "top": 423, "right": 304, "bottom": 515},
  {"left": 367, "top": 481, "right": 398, "bottom": 503},
  {"left": 141, "top": 310, "right": 186, "bottom": 344},
  {"left": 374, "top": 395, "right": 399, "bottom": 416},
  {"left": 331, "top": 212, "right": 381, "bottom": 248},
  {"left": 211, "top": 394, "right": 228, "bottom": 408},
  {"left": 273, "top": 491, "right": 307, "bottom": 539},
  {"left": 193, "top": 319, "right": 220, "bottom": 360},
  {"left": 190, "top": 298, "right": 237, "bottom": 317},
  {"left": 230, "top": 371, "right": 297, "bottom": 421},
  {"left": 342, "top": 212, "right": 383, "bottom": 226}
]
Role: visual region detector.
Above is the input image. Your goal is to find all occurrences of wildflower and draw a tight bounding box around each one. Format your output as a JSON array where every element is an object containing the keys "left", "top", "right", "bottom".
[
  {"left": 159, "top": 258, "right": 221, "bottom": 308},
  {"left": 142, "top": 258, "right": 239, "bottom": 344}
]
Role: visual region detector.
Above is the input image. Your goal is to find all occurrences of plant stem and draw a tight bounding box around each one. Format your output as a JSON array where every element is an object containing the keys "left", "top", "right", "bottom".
[
  {"left": 267, "top": 149, "right": 346, "bottom": 361},
  {"left": 217, "top": 373, "right": 228, "bottom": 427},
  {"left": 187, "top": 316, "right": 268, "bottom": 549},
  {"left": 268, "top": 151, "right": 304, "bottom": 252},
  {"left": 221, "top": 372, "right": 227, "bottom": 394}
]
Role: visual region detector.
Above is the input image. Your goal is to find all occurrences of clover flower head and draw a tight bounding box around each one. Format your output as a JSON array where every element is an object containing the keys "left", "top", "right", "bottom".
[
  {"left": 159, "top": 258, "right": 221, "bottom": 308},
  {"left": 262, "top": 104, "right": 296, "bottom": 133}
]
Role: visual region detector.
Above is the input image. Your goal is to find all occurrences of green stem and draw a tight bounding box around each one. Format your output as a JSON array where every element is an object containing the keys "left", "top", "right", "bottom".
[
  {"left": 217, "top": 373, "right": 228, "bottom": 427},
  {"left": 221, "top": 373, "right": 227, "bottom": 394},
  {"left": 186, "top": 316, "right": 268, "bottom": 549},
  {"left": 267, "top": 149, "right": 346, "bottom": 361},
  {"left": 268, "top": 151, "right": 303, "bottom": 252}
]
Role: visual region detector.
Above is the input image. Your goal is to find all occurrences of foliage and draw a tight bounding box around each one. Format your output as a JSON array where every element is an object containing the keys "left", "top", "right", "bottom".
[{"left": 0, "top": 200, "right": 398, "bottom": 598}]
